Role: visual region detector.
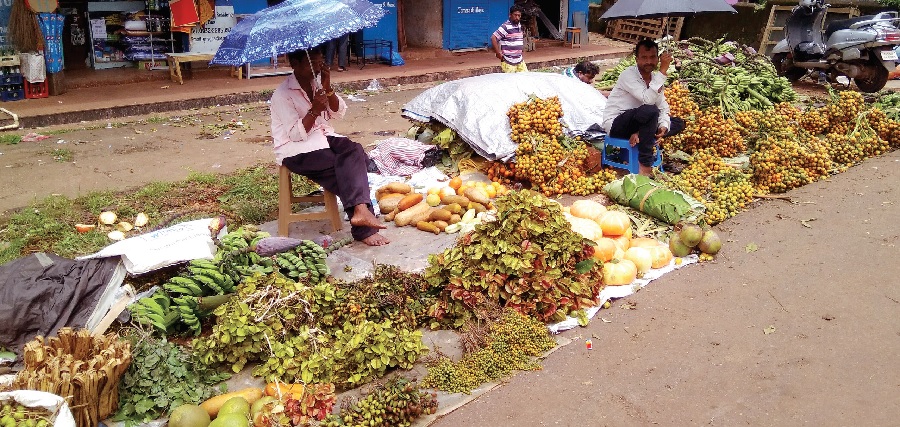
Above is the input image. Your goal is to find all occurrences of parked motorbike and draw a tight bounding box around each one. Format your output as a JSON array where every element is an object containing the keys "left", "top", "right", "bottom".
[{"left": 771, "top": 0, "right": 900, "bottom": 92}]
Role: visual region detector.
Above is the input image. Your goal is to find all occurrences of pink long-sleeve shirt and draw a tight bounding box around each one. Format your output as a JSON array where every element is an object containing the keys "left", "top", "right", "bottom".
[{"left": 270, "top": 75, "right": 348, "bottom": 165}]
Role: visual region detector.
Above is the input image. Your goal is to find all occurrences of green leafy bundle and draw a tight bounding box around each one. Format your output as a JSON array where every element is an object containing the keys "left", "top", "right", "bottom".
[
  {"left": 424, "top": 190, "right": 603, "bottom": 327},
  {"left": 114, "top": 335, "right": 230, "bottom": 425},
  {"left": 193, "top": 272, "right": 429, "bottom": 389}
]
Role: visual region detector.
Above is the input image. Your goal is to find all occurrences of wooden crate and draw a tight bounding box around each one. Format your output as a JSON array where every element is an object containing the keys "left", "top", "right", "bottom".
[{"left": 606, "top": 17, "right": 684, "bottom": 43}]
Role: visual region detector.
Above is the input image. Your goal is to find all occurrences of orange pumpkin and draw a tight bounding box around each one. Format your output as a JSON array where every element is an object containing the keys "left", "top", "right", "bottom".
[
  {"left": 603, "top": 258, "right": 637, "bottom": 286},
  {"left": 630, "top": 237, "right": 662, "bottom": 248},
  {"left": 598, "top": 210, "right": 630, "bottom": 237},
  {"left": 611, "top": 233, "right": 631, "bottom": 251},
  {"left": 592, "top": 238, "right": 618, "bottom": 262},
  {"left": 646, "top": 244, "right": 674, "bottom": 269}
]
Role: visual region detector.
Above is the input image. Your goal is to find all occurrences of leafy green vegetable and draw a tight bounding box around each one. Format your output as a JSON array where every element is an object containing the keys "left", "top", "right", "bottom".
[{"left": 114, "top": 334, "right": 230, "bottom": 425}]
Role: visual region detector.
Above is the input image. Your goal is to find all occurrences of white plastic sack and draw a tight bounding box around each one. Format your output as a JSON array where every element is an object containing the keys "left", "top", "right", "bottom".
[
  {"left": 20, "top": 53, "right": 46, "bottom": 83},
  {"left": 402, "top": 72, "right": 608, "bottom": 161},
  {"left": 0, "top": 390, "right": 76, "bottom": 427},
  {"left": 77, "top": 218, "right": 223, "bottom": 275}
]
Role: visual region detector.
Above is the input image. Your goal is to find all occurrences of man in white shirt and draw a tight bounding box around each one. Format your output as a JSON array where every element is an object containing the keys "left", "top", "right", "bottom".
[
  {"left": 271, "top": 47, "right": 389, "bottom": 246},
  {"left": 602, "top": 39, "right": 685, "bottom": 176}
]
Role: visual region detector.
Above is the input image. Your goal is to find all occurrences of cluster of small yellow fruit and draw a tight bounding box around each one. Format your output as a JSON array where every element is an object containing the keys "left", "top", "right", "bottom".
[
  {"left": 704, "top": 168, "right": 756, "bottom": 224},
  {"left": 749, "top": 130, "right": 831, "bottom": 193},
  {"left": 506, "top": 96, "right": 617, "bottom": 196},
  {"left": 507, "top": 95, "right": 564, "bottom": 140},
  {"left": 660, "top": 89, "right": 745, "bottom": 157},
  {"left": 668, "top": 148, "right": 728, "bottom": 200}
]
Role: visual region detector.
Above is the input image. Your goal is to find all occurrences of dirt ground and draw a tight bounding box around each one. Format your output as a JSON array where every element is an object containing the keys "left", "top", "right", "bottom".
[
  {"left": 2, "top": 80, "right": 898, "bottom": 425},
  {"left": 0, "top": 83, "right": 435, "bottom": 214}
]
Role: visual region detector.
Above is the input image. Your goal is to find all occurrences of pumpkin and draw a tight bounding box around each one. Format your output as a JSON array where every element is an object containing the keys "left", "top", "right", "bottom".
[
  {"left": 564, "top": 213, "right": 602, "bottom": 241},
  {"left": 592, "top": 237, "right": 618, "bottom": 262},
  {"left": 624, "top": 247, "right": 652, "bottom": 277},
  {"left": 598, "top": 210, "right": 630, "bottom": 237},
  {"left": 646, "top": 244, "right": 674, "bottom": 269},
  {"left": 570, "top": 200, "right": 607, "bottom": 221},
  {"left": 630, "top": 237, "right": 662, "bottom": 248},
  {"left": 611, "top": 233, "right": 631, "bottom": 251},
  {"left": 603, "top": 259, "right": 637, "bottom": 286}
]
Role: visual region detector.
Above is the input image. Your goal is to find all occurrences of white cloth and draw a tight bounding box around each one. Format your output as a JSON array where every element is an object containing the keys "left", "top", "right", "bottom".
[
  {"left": 369, "top": 137, "right": 436, "bottom": 176},
  {"left": 601, "top": 66, "right": 671, "bottom": 133},
  {"left": 270, "top": 75, "right": 348, "bottom": 165}
]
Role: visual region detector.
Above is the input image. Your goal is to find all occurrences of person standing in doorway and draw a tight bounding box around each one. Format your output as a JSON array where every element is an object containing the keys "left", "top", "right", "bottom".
[
  {"left": 324, "top": 33, "right": 349, "bottom": 72},
  {"left": 491, "top": 5, "right": 527, "bottom": 73}
]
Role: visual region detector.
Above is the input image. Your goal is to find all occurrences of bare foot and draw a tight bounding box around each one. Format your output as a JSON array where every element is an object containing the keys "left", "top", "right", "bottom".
[
  {"left": 350, "top": 204, "right": 387, "bottom": 229},
  {"left": 361, "top": 232, "right": 390, "bottom": 246},
  {"left": 638, "top": 164, "right": 653, "bottom": 176}
]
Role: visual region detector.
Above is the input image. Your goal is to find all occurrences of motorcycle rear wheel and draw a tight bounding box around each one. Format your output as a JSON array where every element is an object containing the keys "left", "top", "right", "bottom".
[
  {"left": 772, "top": 53, "right": 807, "bottom": 82},
  {"left": 853, "top": 64, "right": 889, "bottom": 93}
]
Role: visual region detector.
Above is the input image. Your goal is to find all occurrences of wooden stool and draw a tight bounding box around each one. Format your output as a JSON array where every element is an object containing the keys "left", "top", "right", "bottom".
[
  {"left": 278, "top": 166, "right": 343, "bottom": 236},
  {"left": 565, "top": 27, "right": 582, "bottom": 48}
]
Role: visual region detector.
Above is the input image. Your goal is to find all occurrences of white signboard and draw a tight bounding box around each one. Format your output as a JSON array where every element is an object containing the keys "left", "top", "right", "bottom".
[{"left": 189, "top": 4, "right": 236, "bottom": 53}]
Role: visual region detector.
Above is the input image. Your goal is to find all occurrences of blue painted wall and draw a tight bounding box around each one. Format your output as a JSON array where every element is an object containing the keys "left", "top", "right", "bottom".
[
  {"left": 443, "top": 0, "right": 512, "bottom": 50},
  {"left": 568, "top": 0, "right": 589, "bottom": 27},
  {"left": 362, "top": 2, "right": 399, "bottom": 49}
]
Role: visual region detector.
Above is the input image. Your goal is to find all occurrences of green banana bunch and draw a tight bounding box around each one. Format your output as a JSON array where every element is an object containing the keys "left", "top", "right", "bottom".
[{"left": 129, "top": 292, "right": 179, "bottom": 333}]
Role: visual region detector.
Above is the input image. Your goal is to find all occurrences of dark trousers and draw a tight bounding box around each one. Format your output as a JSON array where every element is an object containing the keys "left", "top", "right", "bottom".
[
  {"left": 282, "top": 136, "right": 377, "bottom": 241},
  {"left": 609, "top": 104, "right": 686, "bottom": 166}
]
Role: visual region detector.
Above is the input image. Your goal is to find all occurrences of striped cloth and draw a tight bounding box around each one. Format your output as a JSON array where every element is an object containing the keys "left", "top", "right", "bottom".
[
  {"left": 493, "top": 20, "right": 524, "bottom": 64},
  {"left": 369, "top": 138, "right": 437, "bottom": 176}
]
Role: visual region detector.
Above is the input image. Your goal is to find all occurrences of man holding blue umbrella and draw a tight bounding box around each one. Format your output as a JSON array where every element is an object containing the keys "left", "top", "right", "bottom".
[{"left": 271, "top": 46, "right": 389, "bottom": 246}]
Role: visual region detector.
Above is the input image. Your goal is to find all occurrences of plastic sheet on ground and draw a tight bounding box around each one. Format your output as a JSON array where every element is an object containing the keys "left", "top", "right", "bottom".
[
  {"left": 77, "top": 218, "right": 225, "bottom": 275},
  {"left": 548, "top": 254, "right": 699, "bottom": 334},
  {"left": 0, "top": 253, "right": 125, "bottom": 354},
  {"left": 402, "top": 72, "right": 608, "bottom": 161}
]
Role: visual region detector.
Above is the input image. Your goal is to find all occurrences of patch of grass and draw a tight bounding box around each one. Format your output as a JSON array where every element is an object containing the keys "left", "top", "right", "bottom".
[
  {"left": 258, "top": 89, "right": 274, "bottom": 97},
  {"left": 51, "top": 148, "right": 73, "bottom": 162},
  {"left": 44, "top": 129, "right": 72, "bottom": 136},
  {"left": 146, "top": 115, "right": 168, "bottom": 124},
  {"left": 0, "top": 134, "right": 21, "bottom": 145},
  {"left": 0, "top": 164, "right": 310, "bottom": 265}
]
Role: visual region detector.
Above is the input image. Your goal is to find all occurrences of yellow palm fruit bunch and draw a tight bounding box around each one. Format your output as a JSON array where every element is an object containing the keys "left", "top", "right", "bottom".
[
  {"left": 507, "top": 95, "right": 564, "bottom": 141},
  {"left": 668, "top": 148, "right": 728, "bottom": 201},
  {"left": 664, "top": 81, "right": 699, "bottom": 119},
  {"left": 704, "top": 168, "right": 756, "bottom": 225},
  {"left": 661, "top": 107, "right": 745, "bottom": 157},
  {"left": 749, "top": 129, "right": 830, "bottom": 194}
]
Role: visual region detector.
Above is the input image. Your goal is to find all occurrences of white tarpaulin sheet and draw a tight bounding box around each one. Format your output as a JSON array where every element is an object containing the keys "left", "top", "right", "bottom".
[{"left": 402, "top": 72, "right": 608, "bottom": 161}]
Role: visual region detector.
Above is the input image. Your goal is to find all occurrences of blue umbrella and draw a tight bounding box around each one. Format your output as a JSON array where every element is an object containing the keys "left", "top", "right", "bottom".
[{"left": 210, "top": 0, "right": 385, "bottom": 66}]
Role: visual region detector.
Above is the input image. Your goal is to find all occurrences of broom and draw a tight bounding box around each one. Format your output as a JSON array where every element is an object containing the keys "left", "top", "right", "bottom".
[{"left": 9, "top": 0, "right": 42, "bottom": 52}]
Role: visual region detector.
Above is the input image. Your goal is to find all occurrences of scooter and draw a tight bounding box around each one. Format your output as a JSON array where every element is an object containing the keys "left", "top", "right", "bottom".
[{"left": 771, "top": 0, "right": 900, "bottom": 92}]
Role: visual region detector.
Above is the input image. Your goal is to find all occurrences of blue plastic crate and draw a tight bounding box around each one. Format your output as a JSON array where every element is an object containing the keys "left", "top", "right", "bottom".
[
  {"left": 1, "top": 87, "right": 24, "bottom": 102},
  {"left": 601, "top": 136, "right": 663, "bottom": 174},
  {"left": 0, "top": 73, "right": 23, "bottom": 85}
]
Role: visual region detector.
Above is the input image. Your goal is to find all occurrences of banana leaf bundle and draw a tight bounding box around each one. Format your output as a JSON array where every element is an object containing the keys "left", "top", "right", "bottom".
[{"left": 603, "top": 174, "right": 705, "bottom": 225}]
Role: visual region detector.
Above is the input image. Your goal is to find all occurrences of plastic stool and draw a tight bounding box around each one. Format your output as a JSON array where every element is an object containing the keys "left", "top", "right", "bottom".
[
  {"left": 278, "top": 165, "right": 343, "bottom": 236},
  {"left": 601, "top": 136, "right": 663, "bottom": 174}
]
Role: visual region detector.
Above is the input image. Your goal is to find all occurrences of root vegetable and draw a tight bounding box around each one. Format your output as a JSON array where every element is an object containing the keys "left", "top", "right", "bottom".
[
  {"left": 383, "top": 182, "right": 412, "bottom": 194},
  {"left": 449, "top": 214, "right": 461, "bottom": 224},
  {"left": 397, "top": 193, "right": 424, "bottom": 211},
  {"left": 416, "top": 221, "right": 441, "bottom": 234},
  {"left": 430, "top": 209, "right": 453, "bottom": 222},
  {"left": 463, "top": 187, "right": 491, "bottom": 205},
  {"left": 394, "top": 201, "right": 430, "bottom": 226},
  {"left": 378, "top": 193, "right": 405, "bottom": 213},
  {"left": 432, "top": 220, "right": 449, "bottom": 231},
  {"left": 383, "top": 208, "right": 399, "bottom": 222},
  {"left": 444, "top": 203, "right": 462, "bottom": 214},
  {"left": 441, "top": 195, "right": 470, "bottom": 206}
]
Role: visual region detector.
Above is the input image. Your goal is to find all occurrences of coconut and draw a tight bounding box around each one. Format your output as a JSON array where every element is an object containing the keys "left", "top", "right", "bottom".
[
  {"left": 169, "top": 404, "right": 211, "bottom": 427},
  {"left": 698, "top": 230, "right": 722, "bottom": 255},
  {"left": 117, "top": 221, "right": 134, "bottom": 232},
  {"left": 107, "top": 230, "right": 125, "bottom": 241},
  {"left": 668, "top": 234, "right": 692, "bottom": 257},
  {"left": 217, "top": 397, "right": 250, "bottom": 417},
  {"left": 98, "top": 211, "right": 117, "bottom": 225},
  {"left": 134, "top": 212, "right": 149, "bottom": 227},
  {"left": 209, "top": 413, "right": 249, "bottom": 427},
  {"left": 678, "top": 223, "right": 703, "bottom": 247}
]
